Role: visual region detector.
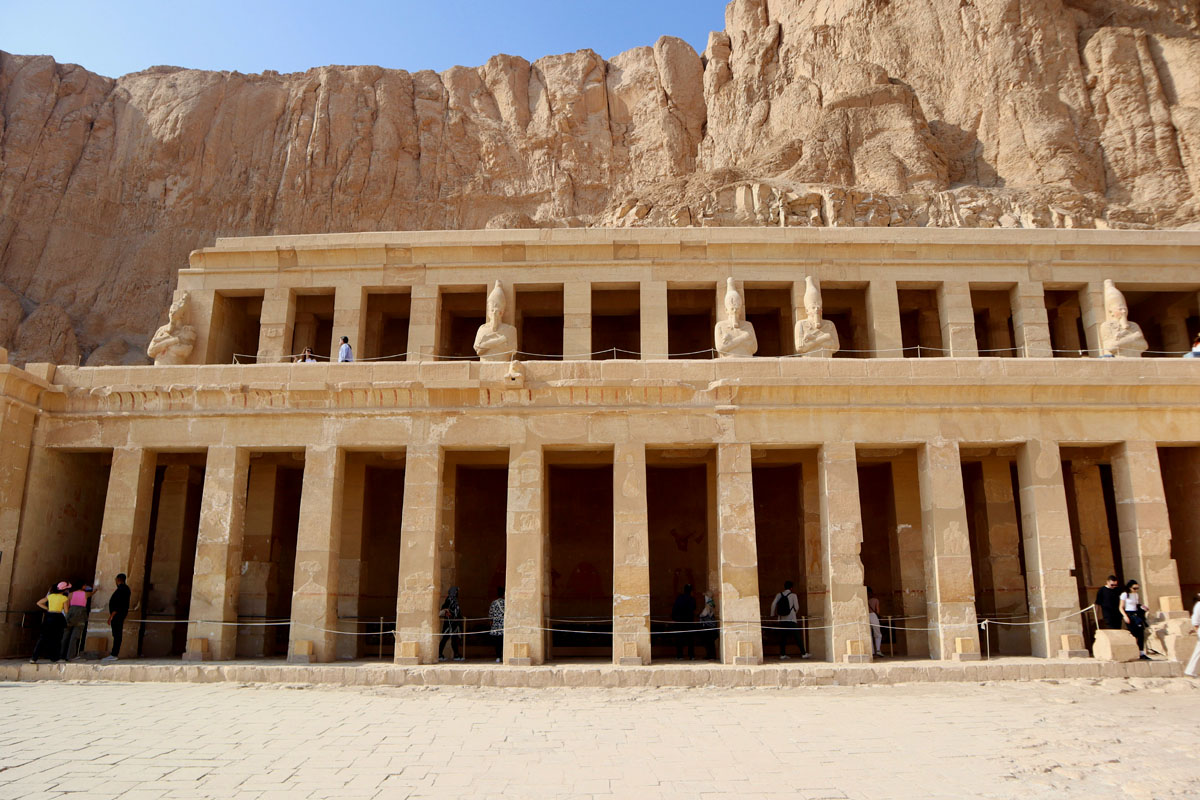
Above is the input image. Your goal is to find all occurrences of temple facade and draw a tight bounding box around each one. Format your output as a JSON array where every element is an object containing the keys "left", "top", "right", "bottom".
[{"left": 1, "top": 227, "right": 1199, "bottom": 667}]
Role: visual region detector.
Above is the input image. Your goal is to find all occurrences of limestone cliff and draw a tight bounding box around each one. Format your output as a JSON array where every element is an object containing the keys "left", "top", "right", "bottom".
[{"left": 1, "top": 0, "right": 1198, "bottom": 365}]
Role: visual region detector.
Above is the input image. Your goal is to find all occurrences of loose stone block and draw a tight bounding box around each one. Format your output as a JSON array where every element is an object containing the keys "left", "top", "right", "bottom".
[
  {"left": 1092, "top": 629, "right": 1139, "bottom": 662},
  {"left": 1058, "top": 633, "right": 1089, "bottom": 659}
]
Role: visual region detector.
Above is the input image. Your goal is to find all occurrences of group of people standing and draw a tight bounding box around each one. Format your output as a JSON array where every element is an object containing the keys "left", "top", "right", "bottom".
[
  {"left": 29, "top": 574, "right": 130, "bottom": 663},
  {"left": 437, "top": 586, "right": 505, "bottom": 662},
  {"left": 669, "top": 584, "right": 719, "bottom": 660},
  {"left": 1095, "top": 576, "right": 1154, "bottom": 659}
]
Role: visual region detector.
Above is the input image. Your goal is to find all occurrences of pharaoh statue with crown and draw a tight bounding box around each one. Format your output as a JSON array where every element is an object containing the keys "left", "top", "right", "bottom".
[
  {"left": 1098, "top": 279, "right": 1148, "bottom": 358},
  {"left": 714, "top": 277, "right": 758, "bottom": 358},
  {"left": 794, "top": 276, "right": 840, "bottom": 358},
  {"left": 146, "top": 291, "right": 198, "bottom": 365},
  {"left": 474, "top": 280, "right": 519, "bottom": 361}
]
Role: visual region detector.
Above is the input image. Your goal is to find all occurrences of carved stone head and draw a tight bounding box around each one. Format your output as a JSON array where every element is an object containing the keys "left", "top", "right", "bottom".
[
  {"left": 804, "top": 276, "right": 823, "bottom": 320},
  {"left": 168, "top": 291, "right": 190, "bottom": 325},
  {"left": 1103, "top": 279, "right": 1128, "bottom": 323},
  {"left": 486, "top": 280, "right": 507, "bottom": 323},
  {"left": 723, "top": 277, "right": 744, "bottom": 322}
]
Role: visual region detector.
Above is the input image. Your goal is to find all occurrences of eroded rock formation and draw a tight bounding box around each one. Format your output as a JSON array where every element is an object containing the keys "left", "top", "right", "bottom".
[{"left": 1, "top": 0, "right": 1198, "bottom": 364}]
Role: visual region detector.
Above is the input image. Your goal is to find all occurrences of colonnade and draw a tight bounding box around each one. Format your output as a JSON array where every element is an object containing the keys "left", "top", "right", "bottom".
[{"left": 83, "top": 437, "right": 1184, "bottom": 666}]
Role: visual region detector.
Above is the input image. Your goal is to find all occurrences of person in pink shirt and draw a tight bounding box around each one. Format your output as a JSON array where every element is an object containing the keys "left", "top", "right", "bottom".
[{"left": 62, "top": 582, "right": 96, "bottom": 660}]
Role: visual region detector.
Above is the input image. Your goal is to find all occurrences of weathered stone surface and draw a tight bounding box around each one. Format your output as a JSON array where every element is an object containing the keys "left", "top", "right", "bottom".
[
  {"left": 1092, "top": 628, "right": 1141, "bottom": 662},
  {"left": 2, "top": 1, "right": 1200, "bottom": 366}
]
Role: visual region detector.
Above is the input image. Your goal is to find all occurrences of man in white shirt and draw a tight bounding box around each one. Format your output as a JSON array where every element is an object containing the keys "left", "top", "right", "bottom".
[
  {"left": 1185, "top": 593, "right": 1200, "bottom": 677},
  {"left": 770, "top": 581, "right": 809, "bottom": 660},
  {"left": 337, "top": 336, "right": 353, "bottom": 363}
]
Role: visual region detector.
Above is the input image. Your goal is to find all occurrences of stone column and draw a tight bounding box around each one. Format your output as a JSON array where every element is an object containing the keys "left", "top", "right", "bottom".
[
  {"left": 1156, "top": 307, "right": 1191, "bottom": 355},
  {"left": 1068, "top": 462, "right": 1117, "bottom": 594},
  {"left": 256, "top": 288, "right": 296, "bottom": 363},
  {"left": 503, "top": 443, "right": 546, "bottom": 665},
  {"left": 237, "top": 462, "right": 277, "bottom": 658},
  {"left": 185, "top": 446, "right": 250, "bottom": 661},
  {"left": 142, "top": 465, "right": 192, "bottom": 656},
  {"left": 1016, "top": 440, "right": 1085, "bottom": 657},
  {"left": 332, "top": 285, "right": 366, "bottom": 361},
  {"left": 715, "top": 443, "right": 762, "bottom": 664},
  {"left": 612, "top": 442, "right": 651, "bottom": 665},
  {"left": 0, "top": 384, "right": 37, "bottom": 646},
  {"left": 1110, "top": 441, "right": 1182, "bottom": 611},
  {"left": 1010, "top": 282, "right": 1053, "bottom": 358},
  {"left": 394, "top": 445, "right": 444, "bottom": 664},
  {"left": 917, "top": 441, "right": 981, "bottom": 660},
  {"left": 287, "top": 445, "right": 345, "bottom": 664},
  {"left": 92, "top": 447, "right": 157, "bottom": 657},
  {"left": 937, "top": 282, "right": 978, "bottom": 357},
  {"left": 867, "top": 279, "right": 903, "bottom": 357},
  {"left": 1051, "top": 303, "right": 1083, "bottom": 357},
  {"left": 640, "top": 281, "right": 668, "bottom": 359},
  {"left": 801, "top": 452, "right": 827, "bottom": 657},
  {"left": 889, "top": 456, "right": 929, "bottom": 658},
  {"left": 406, "top": 285, "right": 439, "bottom": 363},
  {"left": 336, "top": 458, "right": 366, "bottom": 660},
  {"left": 563, "top": 281, "right": 592, "bottom": 360},
  {"left": 979, "top": 457, "right": 1031, "bottom": 655},
  {"left": 1079, "top": 282, "right": 1106, "bottom": 357},
  {"left": 185, "top": 289, "right": 217, "bottom": 365},
  {"left": 818, "top": 442, "right": 872, "bottom": 662}
]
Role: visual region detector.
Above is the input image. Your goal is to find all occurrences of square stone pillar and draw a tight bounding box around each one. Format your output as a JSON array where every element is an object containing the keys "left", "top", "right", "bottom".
[
  {"left": 256, "top": 288, "right": 296, "bottom": 363},
  {"left": 563, "top": 281, "right": 592, "bottom": 360},
  {"left": 92, "top": 447, "right": 157, "bottom": 657},
  {"left": 185, "top": 446, "right": 250, "bottom": 661},
  {"left": 889, "top": 456, "right": 930, "bottom": 658},
  {"left": 715, "top": 443, "right": 762, "bottom": 665},
  {"left": 503, "top": 444, "right": 547, "bottom": 665},
  {"left": 1051, "top": 303, "right": 1084, "bottom": 356},
  {"left": 1110, "top": 441, "right": 1183, "bottom": 611},
  {"left": 394, "top": 445, "right": 444, "bottom": 664},
  {"left": 1080, "top": 282, "right": 1106, "bottom": 357},
  {"left": 1016, "top": 440, "right": 1085, "bottom": 657},
  {"left": 237, "top": 462, "right": 277, "bottom": 658},
  {"left": 336, "top": 458, "right": 366, "bottom": 660},
  {"left": 1011, "top": 282, "right": 1053, "bottom": 358},
  {"left": 866, "top": 279, "right": 904, "bottom": 357},
  {"left": 979, "top": 457, "right": 1031, "bottom": 655},
  {"left": 612, "top": 442, "right": 651, "bottom": 665},
  {"left": 937, "top": 282, "right": 978, "bottom": 357},
  {"left": 800, "top": 451, "right": 827, "bottom": 658},
  {"left": 1156, "top": 305, "right": 1191, "bottom": 354},
  {"left": 818, "top": 442, "right": 872, "bottom": 662},
  {"left": 1068, "top": 462, "right": 1117, "bottom": 593},
  {"left": 142, "top": 465, "right": 193, "bottom": 656},
  {"left": 185, "top": 288, "right": 217, "bottom": 365},
  {"left": 332, "top": 285, "right": 366, "bottom": 361},
  {"left": 406, "top": 285, "right": 439, "bottom": 363},
  {"left": 917, "top": 441, "right": 981, "bottom": 660},
  {"left": 287, "top": 445, "right": 345, "bottom": 664},
  {"left": 640, "top": 281, "right": 668, "bottom": 359}
]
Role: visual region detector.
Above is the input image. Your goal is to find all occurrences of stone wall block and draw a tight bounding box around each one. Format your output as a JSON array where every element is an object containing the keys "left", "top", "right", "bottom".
[{"left": 286, "top": 445, "right": 345, "bottom": 664}]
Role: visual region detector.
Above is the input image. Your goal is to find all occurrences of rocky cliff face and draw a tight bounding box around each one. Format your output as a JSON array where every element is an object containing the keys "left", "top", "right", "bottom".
[{"left": 1, "top": 0, "right": 1198, "bottom": 365}]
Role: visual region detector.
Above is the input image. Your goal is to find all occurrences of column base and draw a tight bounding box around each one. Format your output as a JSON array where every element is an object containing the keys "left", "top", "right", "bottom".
[
  {"left": 843, "top": 654, "right": 871, "bottom": 664},
  {"left": 733, "top": 656, "right": 762, "bottom": 666},
  {"left": 394, "top": 657, "right": 420, "bottom": 666},
  {"left": 508, "top": 657, "right": 533, "bottom": 667},
  {"left": 950, "top": 652, "right": 981, "bottom": 662},
  {"left": 183, "top": 638, "right": 210, "bottom": 662},
  {"left": 1057, "top": 649, "right": 1090, "bottom": 659},
  {"left": 617, "top": 657, "right": 645, "bottom": 666}
]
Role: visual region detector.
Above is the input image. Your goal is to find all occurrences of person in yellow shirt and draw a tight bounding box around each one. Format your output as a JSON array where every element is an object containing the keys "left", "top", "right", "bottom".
[{"left": 30, "top": 582, "right": 70, "bottom": 663}]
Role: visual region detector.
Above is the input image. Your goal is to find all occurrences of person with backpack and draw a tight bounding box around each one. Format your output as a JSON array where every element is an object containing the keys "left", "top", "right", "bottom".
[
  {"left": 670, "top": 584, "right": 697, "bottom": 660},
  {"left": 770, "top": 581, "right": 808, "bottom": 660}
]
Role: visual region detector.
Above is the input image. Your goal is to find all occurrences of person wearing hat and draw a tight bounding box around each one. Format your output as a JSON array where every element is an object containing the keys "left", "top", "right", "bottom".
[{"left": 30, "top": 582, "right": 71, "bottom": 663}]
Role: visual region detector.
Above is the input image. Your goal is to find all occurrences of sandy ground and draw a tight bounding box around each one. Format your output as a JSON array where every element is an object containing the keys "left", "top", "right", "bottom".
[{"left": 1, "top": 677, "right": 1198, "bottom": 799}]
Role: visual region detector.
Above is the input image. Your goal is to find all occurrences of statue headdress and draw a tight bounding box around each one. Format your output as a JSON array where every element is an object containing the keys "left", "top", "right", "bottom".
[
  {"left": 723, "top": 277, "right": 743, "bottom": 312},
  {"left": 1103, "top": 279, "right": 1126, "bottom": 314},
  {"left": 487, "top": 280, "right": 507, "bottom": 315},
  {"left": 803, "top": 276, "right": 822, "bottom": 314}
]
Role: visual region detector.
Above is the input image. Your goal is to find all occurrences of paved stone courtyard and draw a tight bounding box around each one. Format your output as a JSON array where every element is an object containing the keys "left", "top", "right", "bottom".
[{"left": 1, "top": 677, "right": 1198, "bottom": 799}]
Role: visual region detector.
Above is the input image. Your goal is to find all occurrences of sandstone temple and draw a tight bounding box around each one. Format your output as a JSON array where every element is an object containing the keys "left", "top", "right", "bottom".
[{"left": 1, "top": 227, "right": 1198, "bottom": 672}]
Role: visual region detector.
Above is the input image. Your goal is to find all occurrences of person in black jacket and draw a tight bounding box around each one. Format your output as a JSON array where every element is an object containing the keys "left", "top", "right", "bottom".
[
  {"left": 102, "top": 574, "right": 131, "bottom": 662},
  {"left": 671, "top": 584, "right": 697, "bottom": 660},
  {"left": 1095, "top": 575, "right": 1122, "bottom": 630}
]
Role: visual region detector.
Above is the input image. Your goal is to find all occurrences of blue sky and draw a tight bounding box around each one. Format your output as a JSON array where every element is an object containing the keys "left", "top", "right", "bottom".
[{"left": 1, "top": 0, "right": 729, "bottom": 78}]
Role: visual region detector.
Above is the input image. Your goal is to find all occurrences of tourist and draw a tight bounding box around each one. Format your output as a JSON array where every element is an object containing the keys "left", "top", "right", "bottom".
[
  {"left": 1184, "top": 593, "right": 1200, "bottom": 678},
  {"left": 698, "top": 591, "right": 718, "bottom": 660},
  {"left": 295, "top": 347, "right": 317, "bottom": 363},
  {"left": 1119, "top": 579, "right": 1150, "bottom": 660},
  {"left": 102, "top": 573, "right": 132, "bottom": 662},
  {"left": 30, "top": 582, "right": 70, "bottom": 663},
  {"left": 770, "top": 580, "right": 808, "bottom": 660},
  {"left": 438, "top": 586, "right": 463, "bottom": 661},
  {"left": 1095, "top": 575, "right": 1122, "bottom": 629},
  {"left": 1184, "top": 334, "right": 1200, "bottom": 359},
  {"left": 867, "top": 587, "right": 884, "bottom": 657},
  {"left": 61, "top": 581, "right": 96, "bottom": 660},
  {"left": 488, "top": 587, "right": 505, "bottom": 663},
  {"left": 337, "top": 336, "right": 353, "bottom": 363},
  {"left": 671, "top": 584, "right": 697, "bottom": 660}
]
